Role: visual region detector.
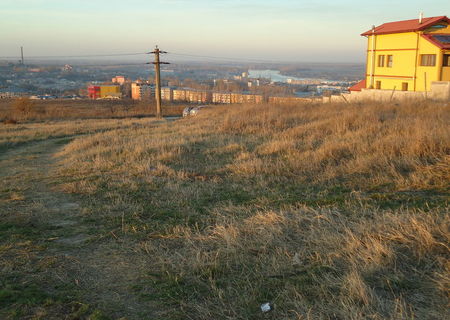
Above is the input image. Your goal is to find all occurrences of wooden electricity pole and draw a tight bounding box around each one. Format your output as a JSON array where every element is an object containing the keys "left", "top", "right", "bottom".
[{"left": 149, "top": 46, "right": 169, "bottom": 118}]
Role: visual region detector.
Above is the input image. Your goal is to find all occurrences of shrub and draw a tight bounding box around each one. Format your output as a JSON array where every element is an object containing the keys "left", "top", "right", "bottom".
[
  {"left": 3, "top": 119, "right": 17, "bottom": 125},
  {"left": 12, "top": 97, "right": 34, "bottom": 117}
]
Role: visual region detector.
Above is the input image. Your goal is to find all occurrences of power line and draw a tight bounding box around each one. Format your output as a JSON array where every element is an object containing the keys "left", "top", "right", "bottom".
[
  {"left": 0, "top": 61, "right": 148, "bottom": 68},
  {"left": 0, "top": 49, "right": 281, "bottom": 64},
  {"left": 0, "top": 52, "right": 147, "bottom": 59},
  {"left": 74, "top": 63, "right": 148, "bottom": 67},
  {"left": 167, "top": 52, "right": 280, "bottom": 63}
]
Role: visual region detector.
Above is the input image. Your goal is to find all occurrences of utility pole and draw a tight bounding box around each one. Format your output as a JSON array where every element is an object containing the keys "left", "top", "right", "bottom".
[
  {"left": 20, "top": 46, "right": 24, "bottom": 65},
  {"left": 149, "top": 46, "right": 169, "bottom": 118}
]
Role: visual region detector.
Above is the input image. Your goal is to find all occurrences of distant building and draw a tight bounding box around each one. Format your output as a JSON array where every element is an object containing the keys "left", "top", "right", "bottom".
[
  {"left": 100, "top": 85, "right": 121, "bottom": 99},
  {"left": 112, "top": 76, "right": 126, "bottom": 85},
  {"left": 63, "top": 64, "right": 73, "bottom": 72},
  {"left": 268, "top": 96, "right": 312, "bottom": 104},
  {"left": 0, "top": 89, "right": 27, "bottom": 99},
  {"left": 173, "top": 89, "right": 188, "bottom": 101},
  {"left": 88, "top": 86, "right": 100, "bottom": 99},
  {"left": 317, "top": 85, "right": 347, "bottom": 94},
  {"left": 88, "top": 85, "right": 121, "bottom": 99},
  {"left": 212, "top": 92, "right": 231, "bottom": 104},
  {"left": 131, "top": 82, "right": 153, "bottom": 100},
  {"left": 287, "top": 79, "right": 321, "bottom": 85},
  {"left": 357, "top": 15, "right": 450, "bottom": 92},
  {"left": 231, "top": 93, "right": 263, "bottom": 104},
  {"left": 161, "top": 87, "right": 174, "bottom": 101},
  {"left": 187, "top": 90, "right": 212, "bottom": 103}
]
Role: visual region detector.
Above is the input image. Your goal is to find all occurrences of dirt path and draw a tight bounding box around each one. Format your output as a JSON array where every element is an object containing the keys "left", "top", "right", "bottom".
[{"left": 0, "top": 137, "right": 154, "bottom": 319}]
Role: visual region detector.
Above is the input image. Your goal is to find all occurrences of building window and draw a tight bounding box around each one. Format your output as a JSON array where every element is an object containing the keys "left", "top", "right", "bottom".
[
  {"left": 420, "top": 54, "right": 436, "bottom": 66},
  {"left": 443, "top": 54, "right": 450, "bottom": 67},
  {"left": 376, "top": 81, "right": 381, "bottom": 89},
  {"left": 402, "top": 82, "right": 408, "bottom": 91},
  {"left": 386, "top": 55, "right": 393, "bottom": 68},
  {"left": 378, "top": 55, "right": 385, "bottom": 67},
  {"left": 429, "top": 24, "right": 447, "bottom": 29}
]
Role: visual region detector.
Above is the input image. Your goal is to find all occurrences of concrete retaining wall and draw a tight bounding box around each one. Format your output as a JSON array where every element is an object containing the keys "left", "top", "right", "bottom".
[
  {"left": 324, "top": 81, "right": 450, "bottom": 103},
  {"left": 430, "top": 81, "right": 450, "bottom": 101}
]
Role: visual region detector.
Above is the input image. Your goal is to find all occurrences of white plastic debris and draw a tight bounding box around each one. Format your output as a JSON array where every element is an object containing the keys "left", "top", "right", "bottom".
[
  {"left": 292, "top": 252, "right": 302, "bottom": 266},
  {"left": 260, "top": 302, "right": 272, "bottom": 313}
]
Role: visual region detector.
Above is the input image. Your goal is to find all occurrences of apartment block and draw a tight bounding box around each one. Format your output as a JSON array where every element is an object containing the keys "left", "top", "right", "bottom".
[
  {"left": 161, "top": 87, "right": 173, "bottom": 101},
  {"left": 173, "top": 89, "right": 188, "bottom": 101},
  {"left": 131, "top": 82, "right": 153, "bottom": 100},
  {"left": 112, "top": 76, "right": 126, "bottom": 85},
  {"left": 187, "top": 90, "right": 212, "bottom": 103},
  {"left": 230, "top": 93, "right": 264, "bottom": 104},
  {"left": 212, "top": 93, "right": 232, "bottom": 104},
  {"left": 268, "top": 96, "right": 312, "bottom": 104}
]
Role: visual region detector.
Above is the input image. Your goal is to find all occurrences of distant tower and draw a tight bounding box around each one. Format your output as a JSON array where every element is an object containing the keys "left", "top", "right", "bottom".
[{"left": 20, "top": 46, "right": 24, "bottom": 65}]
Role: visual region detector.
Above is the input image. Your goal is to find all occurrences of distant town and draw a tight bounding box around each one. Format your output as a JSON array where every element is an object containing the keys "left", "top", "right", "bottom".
[{"left": 0, "top": 61, "right": 363, "bottom": 104}]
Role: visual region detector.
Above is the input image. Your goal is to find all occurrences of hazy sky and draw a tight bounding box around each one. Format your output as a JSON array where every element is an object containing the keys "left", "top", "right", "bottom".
[{"left": 1, "top": 0, "right": 449, "bottom": 63}]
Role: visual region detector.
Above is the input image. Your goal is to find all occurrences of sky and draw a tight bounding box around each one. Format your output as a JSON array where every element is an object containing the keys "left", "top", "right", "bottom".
[{"left": 1, "top": 0, "right": 449, "bottom": 63}]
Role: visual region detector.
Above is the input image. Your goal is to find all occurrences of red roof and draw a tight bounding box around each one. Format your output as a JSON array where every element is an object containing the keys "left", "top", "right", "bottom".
[
  {"left": 361, "top": 16, "right": 450, "bottom": 36},
  {"left": 349, "top": 80, "right": 366, "bottom": 92}
]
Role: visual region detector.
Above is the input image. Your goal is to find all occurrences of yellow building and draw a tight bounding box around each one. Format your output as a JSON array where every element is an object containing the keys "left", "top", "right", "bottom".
[
  {"left": 230, "top": 93, "right": 264, "bottom": 104},
  {"left": 161, "top": 87, "right": 173, "bottom": 101},
  {"left": 212, "top": 93, "right": 231, "bottom": 104},
  {"left": 99, "top": 85, "right": 121, "bottom": 99},
  {"left": 360, "top": 15, "right": 450, "bottom": 92},
  {"left": 187, "top": 90, "right": 212, "bottom": 103},
  {"left": 173, "top": 89, "right": 188, "bottom": 102}
]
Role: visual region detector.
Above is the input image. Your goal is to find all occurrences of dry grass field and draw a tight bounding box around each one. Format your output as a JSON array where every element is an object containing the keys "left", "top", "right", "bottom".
[
  {"left": 0, "top": 98, "right": 185, "bottom": 122},
  {"left": 0, "top": 118, "right": 162, "bottom": 152},
  {"left": 1, "top": 100, "right": 449, "bottom": 319}
]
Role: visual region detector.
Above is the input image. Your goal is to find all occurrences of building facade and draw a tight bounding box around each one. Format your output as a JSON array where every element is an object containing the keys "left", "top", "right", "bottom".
[
  {"left": 212, "top": 93, "right": 232, "bottom": 104},
  {"left": 230, "top": 93, "right": 264, "bottom": 104},
  {"left": 268, "top": 96, "right": 312, "bottom": 104},
  {"left": 161, "top": 87, "right": 174, "bottom": 101},
  {"left": 188, "top": 90, "right": 212, "bottom": 103},
  {"left": 100, "top": 85, "right": 121, "bottom": 99},
  {"left": 87, "top": 86, "right": 100, "bottom": 99},
  {"left": 112, "top": 76, "right": 126, "bottom": 85},
  {"left": 88, "top": 85, "right": 121, "bottom": 99},
  {"left": 131, "top": 82, "right": 153, "bottom": 100},
  {"left": 360, "top": 15, "right": 450, "bottom": 92}
]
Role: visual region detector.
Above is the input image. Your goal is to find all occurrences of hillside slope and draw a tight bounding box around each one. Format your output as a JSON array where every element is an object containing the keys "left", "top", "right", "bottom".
[
  {"left": 1, "top": 101, "right": 448, "bottom": 319},
  {"left": 57, "top": 101, "right": 449, "bottom": 319}
]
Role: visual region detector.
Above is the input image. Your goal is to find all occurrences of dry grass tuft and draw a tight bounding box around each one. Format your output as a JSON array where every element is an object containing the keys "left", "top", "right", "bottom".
[{"left": 140, "top": 206, "right": 448, "bottom": 319}]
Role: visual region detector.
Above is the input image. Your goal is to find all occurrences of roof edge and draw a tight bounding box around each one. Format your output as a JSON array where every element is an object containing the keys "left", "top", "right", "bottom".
[
  {"left": 421, "top": 34, "right": 450, "bottom": 49},
  {"left": 361, "top": 16, "right": 450, "bottom": 36}
]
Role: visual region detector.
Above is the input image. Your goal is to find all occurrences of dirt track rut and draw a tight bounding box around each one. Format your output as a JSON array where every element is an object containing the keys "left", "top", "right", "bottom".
[{"left": 0, "top": 137, "right": 154, "bottom": 319}]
